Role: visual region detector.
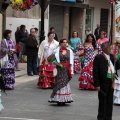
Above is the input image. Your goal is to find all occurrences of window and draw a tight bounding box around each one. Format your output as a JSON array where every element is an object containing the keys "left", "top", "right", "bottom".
[{"left": 85, "top": 8, "right": 94, "bottom": 32}]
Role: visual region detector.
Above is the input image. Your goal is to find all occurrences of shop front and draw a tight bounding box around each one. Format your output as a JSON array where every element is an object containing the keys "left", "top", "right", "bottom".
[{"left": 49, "top": 0, "right": 88, "bottom": 41}]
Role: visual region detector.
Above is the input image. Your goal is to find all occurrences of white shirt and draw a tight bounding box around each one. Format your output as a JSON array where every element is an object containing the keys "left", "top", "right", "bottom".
[
  {"left": 104, "top": 53, "right": 115, "bottom": 74},
  {"left": 44, "top": 41, "right": 57, "bottom": 60}
]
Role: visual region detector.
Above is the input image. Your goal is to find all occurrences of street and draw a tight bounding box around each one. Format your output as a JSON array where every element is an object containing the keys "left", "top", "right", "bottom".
[{"left": 0, "top": 63, "right": 120, "bottom": 120}]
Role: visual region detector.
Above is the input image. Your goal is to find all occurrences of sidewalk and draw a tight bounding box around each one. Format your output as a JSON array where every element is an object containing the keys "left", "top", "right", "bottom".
[{"left": 15, "top": 63, "right": 27, "bottom": 78}]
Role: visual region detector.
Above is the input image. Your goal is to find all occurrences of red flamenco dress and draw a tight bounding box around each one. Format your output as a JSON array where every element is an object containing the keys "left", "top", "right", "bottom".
[
  {"left": 37, "top": 60, "right": 56, "bottom": 88},
  {"left": 78, "top": 45, "right": 95, "bottom": 89}
]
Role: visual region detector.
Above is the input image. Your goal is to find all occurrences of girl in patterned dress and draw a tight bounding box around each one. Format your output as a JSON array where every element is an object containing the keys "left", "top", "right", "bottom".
[
  {"left": 70, "top": 31, "right": 81, "bottom": 73},
  {"left": 0, "top": 30, "right": 18, "bottom": 90},
  {"left": 48, "top": 38, "right": 74, "bottom": 105},
  {"left": 78, "top": 34, "right": 96, "bottom": 89},
  {"left": 37, "top": 32, "right": 59, "bottom": 88},
  {"left": 97, "top": 31, "right": 109, "bottom": 54}
]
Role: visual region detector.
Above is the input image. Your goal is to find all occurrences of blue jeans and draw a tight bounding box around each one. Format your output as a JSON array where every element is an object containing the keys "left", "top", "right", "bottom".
[
  {"left": 19, "top": 42, "right": 26, "bottom": 61},
  {"left": 27, "top": 55, "right": 38, "bottom": 74}
]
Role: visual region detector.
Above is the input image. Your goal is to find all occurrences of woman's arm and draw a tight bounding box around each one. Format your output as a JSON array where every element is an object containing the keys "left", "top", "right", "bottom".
[{"left": 0, "top": 40, "right": 9, "bottom": 54}]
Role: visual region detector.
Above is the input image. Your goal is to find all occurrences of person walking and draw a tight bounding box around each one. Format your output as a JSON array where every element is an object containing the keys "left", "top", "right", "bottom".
[
  {"left": 70, "top": 31, "right": 81, "bottom": 73},
  {"left": 48, "top": 38, "right": 73, "bottom": 105},
  {"left": 0, "top": 30, "right": 18, "bottom": 90},
  {"left": 37, "top": 32, "right": 59, "bottom": 88},
  {"left": 93, "top": 42, "right": 116, "bottom": 120},
  {"left": 78, "top": 34, "right": 96, "bottom": 89},
  {"left": 25, "top": 28, "right": 39, "bottom": 76},
  {"left": 50, "top": 27, "right": 58, "bottom": 42},
  {"left": 94, "top": 24, "right": 102, "bottom": 41},
  {"left": 97, "top": 31, "right": 109, "bottom": 54},
  {"left": 85, "top": 27, "right": 92, "bottom": 37},
  {"left": 34, "top": 28, "right": 40, "bottom": 45},
  {"left": 15, "top": 26, "right": 21, "bottom": 71},
  {"left": 17, "top": 25, "right": 28, "bottom": 62}
]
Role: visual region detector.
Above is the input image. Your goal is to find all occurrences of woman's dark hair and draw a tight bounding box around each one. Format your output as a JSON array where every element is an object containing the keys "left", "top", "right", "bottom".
[
  {"left": 48, "top": 32, "right": 54, "bottom": 37},
  {"left": 85, "top": 34, "right": 96, "bottom": 49},
  {"left": 50, "top": 27, "right": 54, "bottom": 31},
  {"left": 3, "top": 30, "right": 12, "bottom": 39},
  {"left": 20, "top": 25, "right": 26, "bottom": 30},
  {"left": 72, "top": 31, "right": 78, "bottom": 37},
  {"left": 34, "top": 27, "right": 38, "bottom": 31},
  {"left": 59, "top": 38, "right": 67, "bottom": 45}
]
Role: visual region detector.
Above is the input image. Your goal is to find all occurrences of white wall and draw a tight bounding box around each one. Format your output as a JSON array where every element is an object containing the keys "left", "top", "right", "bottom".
[
  {"left": 6, "top": 17, "right": 49, "bottom": 41},
  {"left": 86, "top": 0, "right": 111, "bottom": 35}
]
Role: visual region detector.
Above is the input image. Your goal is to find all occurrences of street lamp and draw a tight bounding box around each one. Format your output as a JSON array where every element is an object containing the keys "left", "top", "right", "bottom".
[{"left": 37, "top": 0, "right": 50, "bottom": 44}]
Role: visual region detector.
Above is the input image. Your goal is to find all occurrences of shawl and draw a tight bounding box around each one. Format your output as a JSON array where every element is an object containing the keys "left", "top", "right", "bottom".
[
  {"left": 0, "top": 39, "right": 18, "bottom": 67},
  {"left": 38, "top": 39, "right": 59, "bottom": 65},
  {"left": 55, "top": 47, "right": 74, "bottom": 74}
]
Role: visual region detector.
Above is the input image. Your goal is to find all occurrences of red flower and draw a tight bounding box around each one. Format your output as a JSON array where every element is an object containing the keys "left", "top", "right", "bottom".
[
  {"left": 16, "top": 43, "right": 21, "bottom": 53},
  {"left": 9, "top": 42, "right": 12, "bottom": 44}
]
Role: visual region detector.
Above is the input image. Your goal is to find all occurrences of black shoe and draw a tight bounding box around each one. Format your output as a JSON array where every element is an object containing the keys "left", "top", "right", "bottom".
[
  {"left": 33, "top": 71, "right": 38, "bottom": 75},
  {"left": 28, "top": 73, "right": 34, "bottom": 76},
  {"left": 34, "top": 73, "right": 38, "bottom": 75}
]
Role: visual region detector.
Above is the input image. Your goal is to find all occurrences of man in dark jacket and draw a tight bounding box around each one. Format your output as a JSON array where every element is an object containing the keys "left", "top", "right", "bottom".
[
  {"left": 26, "top": 28, "right": 38, "bottom": 76},
  {"left": 17, "top": 25, "right": 28, "bottom": 62},
  {"left": 94, "top": 24, "right": 102, "bottom": 40},
  {"left": 93, "top": 41, "right": 115, "bottom": 120}
]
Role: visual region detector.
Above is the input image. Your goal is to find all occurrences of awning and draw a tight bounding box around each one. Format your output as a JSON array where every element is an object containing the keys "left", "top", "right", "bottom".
[{"left": 49, "top": 1, "right": 89, "bottom": 8}]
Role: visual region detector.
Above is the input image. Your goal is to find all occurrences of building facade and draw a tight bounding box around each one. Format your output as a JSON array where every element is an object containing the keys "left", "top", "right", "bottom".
[
  {"left": 0, "top": 0, "right": 111, "bottom": 42},
  {"left": 5, "top": 5, "right": 49, "bottom": 41},
  {"left": 49, "top": 0, "right": 111, "bottom": 41}
]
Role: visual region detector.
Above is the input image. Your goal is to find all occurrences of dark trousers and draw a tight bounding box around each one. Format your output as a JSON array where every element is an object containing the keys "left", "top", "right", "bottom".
[
  {"left": 27, "top": 55, "right": 38, "bottom": 74},
  {"left": 98, "top": 79, "right": 114, "bottom": 120}
]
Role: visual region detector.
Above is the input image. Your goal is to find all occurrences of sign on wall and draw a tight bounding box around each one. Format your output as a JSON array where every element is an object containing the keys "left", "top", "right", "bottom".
[{"left": 116, "top": 1, "right": 120, "bottom": 39}]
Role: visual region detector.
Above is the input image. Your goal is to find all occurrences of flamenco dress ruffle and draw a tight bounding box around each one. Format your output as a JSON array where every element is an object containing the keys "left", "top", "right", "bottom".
[
  {"left": 79, "top": 61, "right": 94, "bottom": 89},
  {"left": 37, "top": 60, "right": 56, "bottom": 88}
]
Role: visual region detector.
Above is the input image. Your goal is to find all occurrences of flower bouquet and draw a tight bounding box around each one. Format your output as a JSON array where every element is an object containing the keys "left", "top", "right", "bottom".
[
  {"left": 47, "top": 54, "right": 63, "bottom": 67},
  {"left": 16, "top": 43, "right": 21, "bottom": 53}
]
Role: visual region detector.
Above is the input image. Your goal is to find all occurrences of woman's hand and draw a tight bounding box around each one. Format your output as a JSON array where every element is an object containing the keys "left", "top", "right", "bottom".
[{"left": 10, "top": 49, "right": 16, "bottom": 52}]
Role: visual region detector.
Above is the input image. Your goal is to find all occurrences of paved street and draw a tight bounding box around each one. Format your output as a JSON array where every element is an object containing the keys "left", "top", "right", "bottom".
[{"left": 0, "top": 63, "right": 120, "bottom": 120}]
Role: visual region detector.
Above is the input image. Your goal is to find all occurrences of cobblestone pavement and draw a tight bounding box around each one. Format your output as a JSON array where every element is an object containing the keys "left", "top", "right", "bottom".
[{"left": 0, "top": 70, "right": 120, "bottom": 120}]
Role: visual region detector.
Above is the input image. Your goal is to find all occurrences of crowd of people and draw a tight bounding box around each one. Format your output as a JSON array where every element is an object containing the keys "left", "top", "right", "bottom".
[{"left": 0, "top": 24, "right": 120, "bottom": 120}]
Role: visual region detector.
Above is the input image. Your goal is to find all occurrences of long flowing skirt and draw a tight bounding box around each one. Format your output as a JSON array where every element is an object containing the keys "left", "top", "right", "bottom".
[
  {"left": 114, "top": 70, "right": 120, "bottom": 104},
  {"left": 78, "top": 60, "right": 94, "bottom": 89},
  {"left": 48, "top": 83, "right": 73, "bottom": 103},
  {"left": 37, "top": 61, "right": 55, "bottom": 88},
  {"left": 48, "top": 65, "right": 73, "bottom": 103},
  {"left": 0, "top": 91, "right": 4, "bottom": 111},
  {"left": 1, "top": 56, "right": 15, "bottom": 89}
]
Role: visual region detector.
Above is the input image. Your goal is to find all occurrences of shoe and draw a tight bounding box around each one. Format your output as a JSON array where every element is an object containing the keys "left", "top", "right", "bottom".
[
  {"left": 28, "top": 73, "right": 34, "bottom": 76},
  {"left": 34, "top": 72, "right": 38, "bottom": 75}
]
